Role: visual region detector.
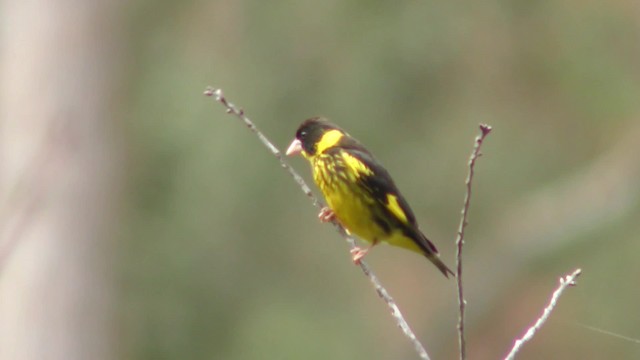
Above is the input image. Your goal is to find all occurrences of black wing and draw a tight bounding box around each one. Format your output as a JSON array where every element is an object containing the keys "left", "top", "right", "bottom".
[
  {"left": 346, "top": 147, "right": 441, "bottom": 256},
  {"left": 341, "top": 146, "right": 418, "bottom": 227}
]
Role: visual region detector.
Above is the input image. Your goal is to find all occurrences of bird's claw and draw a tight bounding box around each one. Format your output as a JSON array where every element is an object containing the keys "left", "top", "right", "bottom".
[
  {"left": 350, "top": 246, "right": 369, "bottom": 265},
  {"left": 318, "top": 207, "right": 336, "bottom": 223}
]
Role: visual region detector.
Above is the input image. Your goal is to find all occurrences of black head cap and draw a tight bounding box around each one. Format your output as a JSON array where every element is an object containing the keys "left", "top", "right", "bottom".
[{"left": 295, "top": 117, "right": 343, "bottom": 155}]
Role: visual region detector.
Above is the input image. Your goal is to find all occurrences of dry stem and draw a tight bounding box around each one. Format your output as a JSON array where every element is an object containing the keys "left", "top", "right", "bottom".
[
  {"left": 455, "top": 124, "right": 492, "bottom": 360},
  {"left": 503, "top": 268, "right": 583, "bottom": 360}
]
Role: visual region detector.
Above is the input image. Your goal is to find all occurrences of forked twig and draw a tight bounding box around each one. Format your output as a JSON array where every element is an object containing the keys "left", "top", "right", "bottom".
[
  {"left": 503, "top": 268, "right": 583, "bottom": 360},
  {"left": 205, "top": 86, "right": 432, "bottom": 360}
]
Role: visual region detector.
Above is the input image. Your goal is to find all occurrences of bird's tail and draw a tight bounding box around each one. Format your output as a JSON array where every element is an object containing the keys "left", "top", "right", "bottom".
[
  {"left": 412, "top": 229, "right": 456, "bottom": 278},
  {"left": 425, "top": 253, "right": 455, "bottom": 278}
]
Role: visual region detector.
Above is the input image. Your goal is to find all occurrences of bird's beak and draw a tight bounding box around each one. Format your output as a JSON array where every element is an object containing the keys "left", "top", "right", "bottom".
[{"left": 286, "top": 139, "right": 302, "bottom": 156}]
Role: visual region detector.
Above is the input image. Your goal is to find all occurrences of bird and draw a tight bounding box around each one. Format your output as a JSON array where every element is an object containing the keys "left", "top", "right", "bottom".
[{"left": 286, "top": 117, "right": 454, "bottom": 278}]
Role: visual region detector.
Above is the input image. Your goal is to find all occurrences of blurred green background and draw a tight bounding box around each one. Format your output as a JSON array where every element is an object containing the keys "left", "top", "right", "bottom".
[{"left": 2, "top": 0, "right": 639, "bottom": 359}]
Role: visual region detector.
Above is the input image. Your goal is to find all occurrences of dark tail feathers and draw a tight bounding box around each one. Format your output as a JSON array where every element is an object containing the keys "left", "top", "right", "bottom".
[{"left": 425, "top": 253, "right": 455, "bottom": 278}]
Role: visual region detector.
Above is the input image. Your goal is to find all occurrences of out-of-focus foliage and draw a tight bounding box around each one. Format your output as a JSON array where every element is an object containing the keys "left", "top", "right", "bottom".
[{"left": 118, "top": 1, "right": 640, "bottom": 359}]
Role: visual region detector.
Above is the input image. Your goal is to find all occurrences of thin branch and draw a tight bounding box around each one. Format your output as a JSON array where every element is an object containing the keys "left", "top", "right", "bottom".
[
  {"left": 503, "top": 268, "right": 583, "bottom": 360},
  {"left": 204, "top": 86, "right": 432, "bottom": 360},
  {"left": 455, "top": 124, "right": 492, "bottom": 360}
]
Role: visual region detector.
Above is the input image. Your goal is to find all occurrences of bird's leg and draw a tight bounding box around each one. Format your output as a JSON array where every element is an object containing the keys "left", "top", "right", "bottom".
[
  {"left": 350, "top": 240, "right": 379, "bottom": 265},
  {"left": 318, "top": 206, "right": 336, "bottom": 223}
]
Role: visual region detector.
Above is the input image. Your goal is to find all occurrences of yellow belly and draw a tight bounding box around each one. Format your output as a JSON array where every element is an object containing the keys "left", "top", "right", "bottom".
[
  {"left": 325, "top": 184, "right": 379, "bottom": 242},
  {"left": 327, "top": 187, "right": 423, "bottom": 254}
]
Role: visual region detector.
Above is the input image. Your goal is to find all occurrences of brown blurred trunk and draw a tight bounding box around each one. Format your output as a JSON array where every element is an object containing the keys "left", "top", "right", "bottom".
[{"left": 0, "top": 1, "right": 125, "bottom": 359}]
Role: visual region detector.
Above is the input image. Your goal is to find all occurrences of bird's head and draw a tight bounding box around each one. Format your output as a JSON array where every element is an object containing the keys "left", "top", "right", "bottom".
[{"left": 286, "top": 117, "right": 346, "bottom": 158}]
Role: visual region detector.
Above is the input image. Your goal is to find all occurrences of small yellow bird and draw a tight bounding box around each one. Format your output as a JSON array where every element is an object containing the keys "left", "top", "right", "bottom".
[{"left": 286, "top": 117, "right": 454, "bottom": 278}]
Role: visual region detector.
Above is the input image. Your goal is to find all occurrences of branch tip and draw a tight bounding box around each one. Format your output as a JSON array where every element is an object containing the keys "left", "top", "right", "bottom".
[
  {"left": 479, "top": 123, "right": 492, "bottom": 135},
  {"left": 503, "top": 268, "right": 582, "bottom": 360},
  {"left": 203, "top": 86, "right": 215, "bottom": 96},
  {"left": 562, "top": 268, "right": 582, "bottom": 286}
]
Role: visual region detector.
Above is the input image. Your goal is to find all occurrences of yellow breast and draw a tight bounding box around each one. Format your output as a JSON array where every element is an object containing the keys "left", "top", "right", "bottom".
[{"left": 313, "top": 154, "right": 382, "bottom": 243}]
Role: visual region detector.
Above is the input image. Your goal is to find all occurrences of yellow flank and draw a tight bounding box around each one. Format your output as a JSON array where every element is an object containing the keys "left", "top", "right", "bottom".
[
  {"left": 384, "top": 231, "right": 424, "bottom": 253},
  {"left": 385, "top": 194, "right": 408, "bottom": 224},
  {"left": 315, "top": 130, "right": 344, "bottom": 154}
]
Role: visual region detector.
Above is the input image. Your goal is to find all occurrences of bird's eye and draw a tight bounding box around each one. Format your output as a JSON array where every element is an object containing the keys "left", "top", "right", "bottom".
[{"left": 299, "top": 131, "right": 307, "bottom": 139}]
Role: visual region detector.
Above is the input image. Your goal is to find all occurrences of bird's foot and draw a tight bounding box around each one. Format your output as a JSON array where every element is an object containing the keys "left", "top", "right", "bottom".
[
  {"left": 318, "top": 207, "right": 336, "bottom": 223},
  {"left": 350, "top": 246, "right": 370, "bottom": 265}
]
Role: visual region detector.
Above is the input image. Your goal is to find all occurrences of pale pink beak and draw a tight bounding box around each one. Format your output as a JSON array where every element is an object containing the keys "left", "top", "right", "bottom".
[{"left": 286, "top": 139, "right": 303, "bottom": 156}]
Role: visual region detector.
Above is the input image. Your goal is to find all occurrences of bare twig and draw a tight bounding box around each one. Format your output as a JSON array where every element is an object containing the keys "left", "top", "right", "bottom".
[
  {"left": 503, "top": 268, "right": 583, "bottom": 360},
  {"left": 455, "top": 124, "right": 492, "bottom": 360},
  {"left": 204, "top": 86, "right": 432, "bottom": 360}
]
